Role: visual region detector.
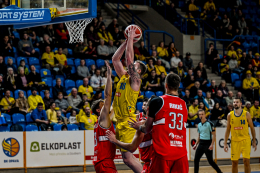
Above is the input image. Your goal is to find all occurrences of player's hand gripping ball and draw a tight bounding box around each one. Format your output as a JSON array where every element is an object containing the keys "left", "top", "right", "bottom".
[{"left": 124, "top": 24, "right": 142, "bottom": 43}]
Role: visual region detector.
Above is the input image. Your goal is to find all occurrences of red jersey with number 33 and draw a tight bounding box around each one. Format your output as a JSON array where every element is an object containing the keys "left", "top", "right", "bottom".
[
  {"left": 93, "top": 119, "right": 116, "bottom": 165},
  {"left": 153, "top": 94, "right": 188, "bottom": 160}
]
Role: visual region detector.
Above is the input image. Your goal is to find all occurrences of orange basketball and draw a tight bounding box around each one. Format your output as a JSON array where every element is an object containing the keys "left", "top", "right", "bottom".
[{"left": 124, "top": 24, "right": 142, "bottom": 43}]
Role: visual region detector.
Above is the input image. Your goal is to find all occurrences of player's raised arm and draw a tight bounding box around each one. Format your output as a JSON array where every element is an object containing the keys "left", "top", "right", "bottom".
[
  {"left": 112, "top": 42, "right": 127, "bottom": 78},
  {"left": 246, "top": 112, "right": 257, "bottom": 151},
  {"left": 99, "top": 61, "right": 113, "bottom": 128},
  {"left": 224, "top": 113, "right": 231, "bottom": 152},
  {"left": 125, "top": 27, "right": 142, "bottom": 91}
]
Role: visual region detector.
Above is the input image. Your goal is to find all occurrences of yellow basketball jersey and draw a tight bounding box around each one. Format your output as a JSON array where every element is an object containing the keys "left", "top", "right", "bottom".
[
  {"left": 230, "top": 110, "right": 250, "bottom": 141},
  {"left": 113, "top": 75, "right": 139, "bottom": 121}
]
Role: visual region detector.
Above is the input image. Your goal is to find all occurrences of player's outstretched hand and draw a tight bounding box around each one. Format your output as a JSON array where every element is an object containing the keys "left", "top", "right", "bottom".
[
  {"left": 253, "top": 139, "right": 257, "bottom": 151},
  {"left": 128, "top": 118, "right": 142, "bottom": 130},
  {"left": 224, "top": 144, "right": 228, "bottom": 152},
  {"left": 106, "top": 130, "right": 117, "bottom": 144},
  {"left": 105, "top": 60, "right": 111, "bottom": 76},
  {"left": 127, "top": 26, "right": 141, "bottom": 39}
]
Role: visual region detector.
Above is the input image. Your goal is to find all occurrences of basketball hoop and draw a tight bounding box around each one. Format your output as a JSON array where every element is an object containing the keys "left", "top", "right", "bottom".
[{"left": 65, "top": 18, "right": 93, "bottom": 43}]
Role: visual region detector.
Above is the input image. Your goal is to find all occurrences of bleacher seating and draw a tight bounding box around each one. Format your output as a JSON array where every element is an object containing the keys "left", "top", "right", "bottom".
[
  {"left": 12, "top": 113, "right": 26, "bottom": 131},
  {"left": 67, "top": 124, "right": 79, "bottom": 131},
  {"left": 26, "top": 125, "right": 38, "bottom": 131},
  {"left": 65, "top": 80, "right": 76, "bottom": 90},
  {"left": 53, "top": 124, "right": 62, "bottom": 131},
  {"left": 14, "top": 90, "right": 26, "bottom": 99},
  {"left": 136, "top": 102, "right": 143, "bottom": 111}
]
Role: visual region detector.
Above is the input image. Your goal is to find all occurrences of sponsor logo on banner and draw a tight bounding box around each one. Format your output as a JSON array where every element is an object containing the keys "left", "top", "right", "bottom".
[
  {"left": 2, "top": 138, "right": 20, "bottom": 157},
  {"left": 30, "top": 141, "right": 40, "bottom": 152}
]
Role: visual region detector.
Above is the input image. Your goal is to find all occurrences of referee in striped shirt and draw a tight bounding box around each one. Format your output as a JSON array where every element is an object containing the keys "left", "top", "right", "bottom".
[{"left": 193, "top": 110, "right": 222, "bottom": 173}]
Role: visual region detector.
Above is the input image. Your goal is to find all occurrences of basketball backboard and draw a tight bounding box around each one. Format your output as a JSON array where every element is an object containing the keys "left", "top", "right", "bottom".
[{"left": 13, "top": 0, "right": 96, "bottom": 29}]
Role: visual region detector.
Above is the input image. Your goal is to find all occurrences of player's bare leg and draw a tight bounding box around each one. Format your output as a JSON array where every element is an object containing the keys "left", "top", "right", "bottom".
[
  {"left": 232, "top": 160, "right": 239, "bottom": 173},
  {"left": 243, "top": 158, "right": 251, "bottom": 173},
  {"left": 121, "top": 151, "right": 143, "bottom": 173}
]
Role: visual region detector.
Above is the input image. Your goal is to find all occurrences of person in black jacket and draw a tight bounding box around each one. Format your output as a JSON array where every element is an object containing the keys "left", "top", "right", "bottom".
[
  {"left": 16, "top": 67, "right": 31, "bottom": 91},
  {"left": 214, "top": 90, "right": 227, "bottom": 110},
  {"left": 28, "top": 65, "right": 49, "bottom": 92},
  {"left": 0, "top": 56, "right": 7, "bottom": 77},
  {"left": 53, "top": 78, "right": 67, "bottom": 99},
  {"left": 0, "top": 75, "right": 6, "bottom": 100},
  {"left": 5, "top": 67, "right": 17, "bottom": 92},
  {"left": 1, "top": 35, "right": 14, "bottom": 57}
]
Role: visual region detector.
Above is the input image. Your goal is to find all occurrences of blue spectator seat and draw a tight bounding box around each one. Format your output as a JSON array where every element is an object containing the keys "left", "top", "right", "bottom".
[
  {"left": 26, "top": 113, "right": 34, "bottom": 124},
  {"left": 14, "top": 90, "right": 26, "bottom": 99},
  {"left": 40, "top": 90, "right": 53, "bottom": 99},
  {"left": 40, "top": 69, "right": 52, "bottom": 78},
  {"left": 180, "top": 82, "right": 184, "bottom": 89},
  {"left": 17, "top": 57, "right": 28, "bottom": 66},
  {"left": 13, "top": 31, "right": 20, "bottom": 39},
  {"left": 206, "top": 82, "right": 211, "bottom": 87},
  {"left": 202, "top": 92, "right": 206, "bottom": 97},
  {"left": 9, "top": 91, "right": 14, "bottom": 98},
  {"left": 53, "top": 124, "right": 62, "bottom": 131},
  {"left": 142, "top": 61, "right": 147, "bottom": 65},
  {"left": 71, "top": 66, "right": 76, "bottom": 74},
  {"left": 42, "top": 78, "right": 52, "bottom": 87},
  {"left": 145, "top": 91, "right": 155, "bottom": 98},
  {"left": 156, "top": 91, "right": 163, "bottom": 96},
  {"left": 179, "top": 1, "right": 185, "bottom": 8},
  {"left": 27, "top": 90, "right": 39, "bottom": 97},
  {"left": 181, "top": 91, "right": 185, "bottom": 96},
  {"left": 5, "top": 56, "right": 16, "bottom": 65},
  {"left": 67, "top": 58, "right": 74, "bottom": 66},
  {"left": 140, "top": 91, "right": 144, "bottom": 96},
  {"left": 26, "top": 125, "right": 38, "bottom": 131},
  {"left": 74, "top": 59, "right": 81, "bottom": 67},
  {"left": 231, "top": 73, "right": 239, "bottom": 83},
  {"left": 13, "top": 47, "right": 18, "bottom": 58},
  {"left": 109, "top": 60, "right": 112, "bottom": 64},
  {"left": 219, "top": 7, "right": 225, "bottom": 14},
  {"left": 112, "top": 70, "right": 117, "bottom": 77},
  {"left": 66, "top": 89, "right": 72, "bottom": 95},
  {"left": 0, "top": 125, "right": 10, "bottom": 132},
  {"left": 102, "top": 90, "right": 105, "bottom": 99},
  {"left": 65, "top": 79, "right": 76, "bottom": 90},
  {"left": 2, "top": 113, "right": 12, "bottom": 125},
  {"left": 53, "top": 79, "right": 64, "bottom": 87},
  {"left": 76, "top": 80, "right": 83, "bottom": 88},
  {"left": 34, "top": 65, "right": 41, "bottom": 71},
  {"left": 85, "top": 59, "right": 95, "bottom": 69},
  {"left": 234, "top": 80, "right": 242, "bottom": 88},
  {"left": 219, "top": 54, "right": 223, "bottom": 59},
  {"left": 242, "top": 9, "right": 249, "bottom": 14},
  {"left": 67, "top": 124, "right": 79, "bottom": 131},
  {"left": 53, "top": 47, "right": 58, "bottom": 53},
  {"left": 55, "top": 75, "right": 65, "bottom": 81},
  {"left": 12, "top": 113, "right": 26, "bottom": 130},
  {"left": 29, "top": 57, "right": 40, "bottom": 65},
  {"left": 34, "top": 48, "right": 40, "bottom": 54},
  {"left": 218, "top": 64, "right": 221, "bottom": 73},
  {"left": 136, "top": 102, "right": 143, "bottom": 111},
  {"left": 96, "top": 59, "right": 105, "bottom": 68},
  {"left": 66, "top": 113, "right": 71, "bottom": 119},
  {"left": 67, "top": 48, "right": 73, "bottom": 55}
]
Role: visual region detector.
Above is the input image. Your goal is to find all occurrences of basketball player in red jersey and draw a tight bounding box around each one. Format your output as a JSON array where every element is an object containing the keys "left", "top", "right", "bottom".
[
  {"left": 129, "top": 73, "right": 189, "bottom": 173},
  {"left": 92, "top": 61, "right": 117, "bottom": 173},
  {"left": 106, "top": 97, "right": 155, "bottom": 173}
]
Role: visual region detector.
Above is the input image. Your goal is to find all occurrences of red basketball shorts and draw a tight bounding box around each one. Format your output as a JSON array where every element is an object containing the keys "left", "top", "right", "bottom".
[
  {"left": 141, "top": 161, "right": 151, "bottom": 173},
  {"left": 94, "top": 159, "right": 118, "bottom": 173}
]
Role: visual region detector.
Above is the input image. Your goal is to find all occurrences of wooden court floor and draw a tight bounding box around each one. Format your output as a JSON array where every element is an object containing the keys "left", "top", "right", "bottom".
[{"left": 86, "top": 163, "right": 260, "bottom": 173}]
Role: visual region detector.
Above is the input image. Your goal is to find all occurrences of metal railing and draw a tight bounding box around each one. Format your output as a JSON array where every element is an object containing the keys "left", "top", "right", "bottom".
[
  {"left": 103, "top": 0, "right": 151, "bottom": 6},
  {"left": 143, "top": 30, "right": 174, "bottom": 53}
]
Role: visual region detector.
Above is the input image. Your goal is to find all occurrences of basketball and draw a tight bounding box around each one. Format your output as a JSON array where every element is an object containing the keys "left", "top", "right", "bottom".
[{"left": 124, "top": 24, "right": 142, "bottom": 43}]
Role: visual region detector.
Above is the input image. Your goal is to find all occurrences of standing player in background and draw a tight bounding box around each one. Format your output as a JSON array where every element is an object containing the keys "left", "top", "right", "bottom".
[
  {"left": 224, "top": 98, "right": 257, "bottom": 173},
  {"left": 112, "top": 26, "right": 147, "bottom": 172},
  {"left": 106, "top": 97, "right": 155, "bottom": 173},
  {"left": 129, "top": 73, "right": 189, "bottom": 173},
  {"left": 92, "top": 61, "right": 117, "bottom": 173}
]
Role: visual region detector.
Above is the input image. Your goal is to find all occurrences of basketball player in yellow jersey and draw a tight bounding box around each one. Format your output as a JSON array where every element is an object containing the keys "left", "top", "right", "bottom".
[
  {"left": 224, "top": 97, "right": 257, "bottom": 173},
  {"left": 112, "top": 27, "right": 147, "bottom": 172}
]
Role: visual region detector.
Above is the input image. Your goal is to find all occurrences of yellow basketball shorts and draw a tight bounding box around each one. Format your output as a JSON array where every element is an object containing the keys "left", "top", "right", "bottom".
[
  {"left": 231, "top": 139, "right": 251, "bottom": 160},
  {"left": 116, "top": 120, "right": 136, "bottom": 152}
]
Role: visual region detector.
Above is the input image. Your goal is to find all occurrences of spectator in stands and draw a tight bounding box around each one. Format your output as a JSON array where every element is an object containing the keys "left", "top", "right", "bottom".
[
  {"left": 159, "top": 72, "right": 166, "bottom": 92},
  {"left": 218, "top": 80, "right": 229, "bottom": 97},
  {"left": 250, "top": 100, "right": 260, "bottom": 122},
  {"left": 18, "top": 60, "right": 29, "bottom": 76},
  {"left": 146, "top": 58, "right": 156, "bottom": 75},
  {"left": 224, "top": 25, "right": 234, "bottom": 39},
  {"left": 89, "top": 64, "right": 96, "bottom": 76},
  {"left": 107, "top": 18, "right": 119, "bottom": 33},
  {"left": 185, "top": 12, "right": 197, "bottom": 35},
  {"left": 205, "top": 92, "right": 215, "bottom": 110},
  {"left": 220, "top": 58, "right": 231, "bottom": 82},
  {"left": 55, "top": 23, "right": 69, "bottom": 47},
  {"left": 210, "top": 12, "right": 221, "bottom": 30},
  {"left": 90, "top": 69, "right": 103, "bottom": 91},
  {"left": 170, "top": 51, "right": 181, "bottom": 71},
  {"left": 236, "top": 92, "right": 245, "bottom": 106},
  {"left": 46, "top": 25, "right": 56, "bottom": 42},
  {"left": 28, "top": 65, "right": 48, "bottom": 92},
  {"left": 0, "top": 75, "right": 5, "bottom": 100},
  {"left": 69, "top": 110, "right": 78, "bottom": 125},
  {"left": 221, "top": 14, "right": 230, "bottom": 30},
  {"left": 86, "top": 26, "right": 99, "bottom": 45},
  {"left": 111, "top": 27, "right": 125, "bottom": 46},
  {"left": 238, "top": 17, "right": 249, "bottom": 35},
  {"left": 43, "top": 90, "right": 54, "bottom": 110},
  {"left": 150, "top": 50, "right": 160, "bottom": 62},
  {"left": 157, "top": 41, "right": 168, "bottom": 59},
  {"left": 188, "top": 99, "right": 199, "bottom": 127},
  {"left": 28, "top": 88, "right": 45, "bottom": 111},
  {"left": 174, "top": 62, "right": 185, "bottom": 81},
  {"left": 195, "top": 70, "right": 207, "bottom": 91},
  {"left": 149, "top": 44, "right": 157, "bottom": 56},
  {"left": 55, "top": 92, "right": 69, "bottom": 114},
  {"left": 77, "top": 59, "right": 91, "bottom": 80},
  {"left": 97, "top": 16, "right": 105, "bottom": 28},
  {"left": 203, "top": 0, "right": 216, "bottom": 14},
  {"left": 143, "top": 70, "right": 160, "bottom": 92},
  {"left": 228, "top": 54, "right": 239, "bottom": 72},
  {"left": 183, "top": 52, "right": 194, "bottom": 71},
  {"left": 1, "top": 35, "right": 14, "bottom": 57},
  {"left": 242, "top": 70, "right": 259, "bottom": 101},
  {"left": 25, "top": 27, "right": 40, "bottom": 48},
  {"left": 155, "top": 59, "right": 167, "bottom": 76},
  {"left": 102, "top": 70, "right": 108, "bottom": 86},
  {"left": 40, "top": 34, "right": 54, "bottom": 51},
  {"left": 183, "top": 89, "right": 192, "bottom": 106},
  {"left": 194, "top": 90, "right": 209, "bottom": 107},
  {"left": 78, "top": 78, "right": 93, "bottom": 101},
  {"left": 53, "top": 78, "right": 67, "bottom": 99},
  {"left": 16, "top": 67, "right": 31, "bottom": 91},
  {"left": 92, "top": 91, "right": 102, "bottom": 102},
  {"left": 251, "top": 53, "right": 260, "bottom": 68},
  {"left": 41, "top": 46, "right": 55, "bottom": 69},
  {"left": 214, "top": 90, "right": 227, "bottom": 109},
  {"left": 18, "top": 33, "right": 38, "bottom": 57},
  {"left": 210, "top": 102, "right": 224, "bottom": 127},
  {"left": 6, "top": 58, "right": 17, "bottom": 74},
  {"left": 107, "top": 40, "right": 117, "bottom": 57},
  {"left": 55, "top": 47, "right": 71, "bottom": 77},
  {"left": 0, "top": 90, "right": 15, "bottom": 114},
  {"left": 15, "top": 90, "right": 30, "bottom": 115},
  {"left": 134, "top": 45, "right": 146, "bottom": 61},
  {"left": 90, "top": 18, "right": 99, "bottom": 31},
  {"left": 46, "top": 102, "right": 58, "bottom": 125},
  {"left": 97, "top": 24, "right": 114, "bottom": 44},
  {"left": 97, "top": 39, "right": 109, "bottom": 60},
  {"left": 74, "top": 42, "right": 87, "bottom": 59},
  {"left": 243, "top": 101, "right": 251, "bottom": 113},
  {"left": 0, "top": 56, "right": 7, "bottom": 76},
  {"left": 225, "top": 91, "right": 234, "bottom": 106},
  {"left": 183, "top": 69, "right": 194, "bottom": 88},
  {"left": 227, "top": 46, "right": 238, "bottom": 59},
  {"left": 79, "top": 106, "right": 97, "bottom": 130},
  {"left": 242, "top": 64, "right": 254, "bottom": 79},
  {"left": 167, "top": 42, "right": 177, "bottom": 61},
  {"left": 86, "top": 40, "right": 98, "bottom": 58},
  {"left": 139, "top": 41, "right": 150, "bottom": 59},
  {"left": 190, "top": 81, "right": 201, "bottom": 98},
  {"left": 198, "top": 102, "right": 210, "bottom": 118},
  {"left": 206, "top": 43, "right": 219, "bottom": 73},
  {"left": 236, "top": 49, "right": 242, "bottom": 60},
  {"left": 5, "top": 68, "right": 16, "bottom": 91},
  {"left": 207, "top": 79, "right": 218, "bottom": 99},
  {"left": 189, "top": 0, "right": 200, "bottom": 17},
  {"left": 31, "top": 103, "right": 49, "bottom": 131},
  {"left": 194, "top": 62, "right": 208, "bottom": 80},
  {"left": 239, "top": 52, "right": 250, "bottom": 69},
  {"left": 67, "top": 88, "right": 82, "bottom": 113}
]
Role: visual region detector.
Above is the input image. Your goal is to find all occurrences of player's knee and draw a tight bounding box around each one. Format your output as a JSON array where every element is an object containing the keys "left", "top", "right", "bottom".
[
  {"left": 232, "top": 160, "right": 239, "bottom": 166},
  {"left": 243, "top": 158, "right": 250, "bottom": 166}
]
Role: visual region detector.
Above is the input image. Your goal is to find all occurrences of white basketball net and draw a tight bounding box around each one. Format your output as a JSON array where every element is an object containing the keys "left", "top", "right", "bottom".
[{"left": 65, "top": 18, "right": 93, "bottom": 43}]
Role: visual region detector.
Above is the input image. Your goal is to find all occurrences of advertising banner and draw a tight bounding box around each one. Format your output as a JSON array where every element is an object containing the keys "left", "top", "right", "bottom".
[
  {"left": 186, "top": 129, "right": 190, "bottom": 161},
  {"left": 249, "top": 127, "right": 260, "bottom": 158},
  {"left": 0, "top": 132, "right": 24, "bottom": 168},
  {"left": 26, "top": 131, "right": 84, "bottom": 167}
]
